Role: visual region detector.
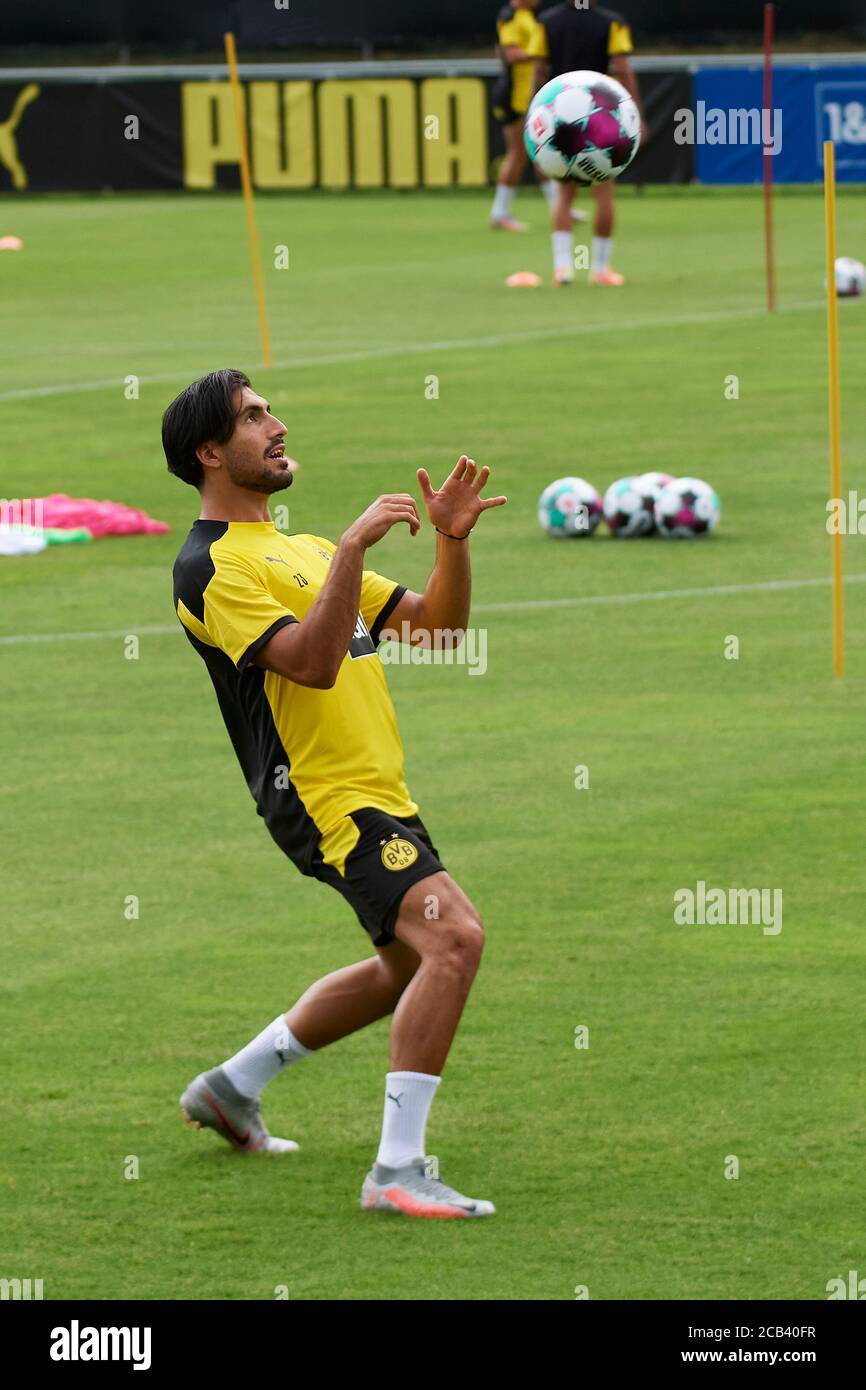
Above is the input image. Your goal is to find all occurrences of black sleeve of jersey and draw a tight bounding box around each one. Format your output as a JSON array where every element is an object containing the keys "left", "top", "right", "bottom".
[
  {"left": 239, "top": 613, "right": 298, "bottom": 672},
  {"left": 370, "top": 585, "right": 407, "bottom": 645}
]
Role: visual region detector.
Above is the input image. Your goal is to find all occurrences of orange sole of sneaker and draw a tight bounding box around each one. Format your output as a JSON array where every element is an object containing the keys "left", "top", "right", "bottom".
[{"left": 378, "top": 1186, "right": 472, "bottom": 1219}]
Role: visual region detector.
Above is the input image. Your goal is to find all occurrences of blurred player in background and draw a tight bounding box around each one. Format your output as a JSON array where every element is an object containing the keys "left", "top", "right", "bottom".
[
  {"left": 529, "top": 0, "right": 645, "bottom": 286},
  {"left": 489, "top": 0, "right": 586, "bottom": 231}
]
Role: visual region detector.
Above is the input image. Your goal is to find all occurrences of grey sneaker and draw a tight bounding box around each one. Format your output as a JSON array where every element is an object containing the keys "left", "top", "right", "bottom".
[
  {"left": 361, "top": 1157, "right": 495, "bottom": 1219},
  {"left": 179, "top": 1066, "right": 298, "bottom": 1154}
]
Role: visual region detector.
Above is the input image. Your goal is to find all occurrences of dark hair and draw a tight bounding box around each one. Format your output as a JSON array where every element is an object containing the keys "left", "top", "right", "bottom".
[{"left": 162, "top": 368, "right": 251, "bottom": 487}]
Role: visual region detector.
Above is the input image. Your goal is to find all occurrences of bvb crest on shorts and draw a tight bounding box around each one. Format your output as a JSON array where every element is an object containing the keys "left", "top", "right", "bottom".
[{"left": 380, "top": 834, "right": 419, "bottom": 871}]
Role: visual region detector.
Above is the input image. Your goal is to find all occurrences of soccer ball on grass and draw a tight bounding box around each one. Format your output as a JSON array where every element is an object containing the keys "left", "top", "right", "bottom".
[
  {"left": 602, "top": 476, "right": 659, "bottom": 537},
  {"left": 538, "top": 477, "right": 602, "bottom": 538},
  {"left": 833, "top": 257, "right": 866, "bottom": 298},
  {"left": 654, "top": 477, "right": 720, "bottom": 538}
]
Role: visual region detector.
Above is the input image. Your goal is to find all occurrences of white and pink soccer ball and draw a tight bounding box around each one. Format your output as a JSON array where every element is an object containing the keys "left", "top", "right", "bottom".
[
  {"left": 524, "top": 70, "right": 641, "bottom": 185},
  {"left": 537, "top": 476, "right": 603, "bottom": 537},
  {"left": 832, "top": 257, "right": 866, "bottom": 298},
  {"left": 654, "top": 477, "right": 721, "bottom": 538},
  {"left": 603, "top": 472, "right": 675, "bottom": 537}
]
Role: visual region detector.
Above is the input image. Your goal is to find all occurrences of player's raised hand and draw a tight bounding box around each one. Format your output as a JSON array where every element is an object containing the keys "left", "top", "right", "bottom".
[
  {"left": 344, "top": 493, "right": 421, "bottom": 550},
  {"left": 417, "top": 457, "right": 507, "bottom": 539}
]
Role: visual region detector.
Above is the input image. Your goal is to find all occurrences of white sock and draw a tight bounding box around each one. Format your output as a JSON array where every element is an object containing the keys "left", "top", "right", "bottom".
[
  {"left": 491, "top": 184, "right": 515, "bottom": 221},
  {"left": 376, "top": 1070, "right": 441, "bottom": 1169},
  {"left": 221, "top": 1016, "right": 314, "bottom": 1100},
  {"left": 541, "top": 179, "right": 558, "bottom": 207},
  {"left": 592, "top": 236, "right": 613, "bottom": 273},
  {"left": 552, "top": 230, "right": 573, "bottom": 273}
]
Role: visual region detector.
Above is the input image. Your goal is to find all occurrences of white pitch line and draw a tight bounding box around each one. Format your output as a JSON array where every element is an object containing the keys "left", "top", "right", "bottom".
[
  {"left": 1, "top": 572, "right": 862, "bottom": 648},
  {"left": 0, "top": 623, "right": 181, "bottom": 646},
  {"left": 474, "top": 571, "right": 866, "bottom": 614},
  {"left": 0, "top": 299, "right": 824, "bottom": 403}
]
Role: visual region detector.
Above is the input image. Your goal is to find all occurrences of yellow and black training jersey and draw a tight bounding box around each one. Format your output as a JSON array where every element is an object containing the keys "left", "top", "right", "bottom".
[
  {"left": 173, "top": 520, "right": 417, "bottom": 873},
  {"left": 496, "top": 3, "right": 545, "bottom": 116},
  {"left": 528, "top": 2, "right": 633, "bottom": 78}
]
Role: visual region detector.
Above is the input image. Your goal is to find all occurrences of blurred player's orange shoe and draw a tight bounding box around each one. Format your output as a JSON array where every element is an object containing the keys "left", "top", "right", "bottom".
[
  {"left": 490, "top": 217, "right": 529, "bottom": 232},
  {"left": 552, "top": 267, "right": 575, "bottom": 287},
  {"left": 590, "top": 269, "right": 625, "bottom": 286}
]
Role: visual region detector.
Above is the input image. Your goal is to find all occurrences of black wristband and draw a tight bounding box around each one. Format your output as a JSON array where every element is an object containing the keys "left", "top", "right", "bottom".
[{"left": 436, "top": 526, "right": 472, "bottom": 541}]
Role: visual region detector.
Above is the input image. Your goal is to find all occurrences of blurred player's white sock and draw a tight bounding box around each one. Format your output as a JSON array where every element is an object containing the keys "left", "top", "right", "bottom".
[
  {"left": 592, "top": 236, "right": 613, "bottom": 272},
  {"left": 491, "top": 185, "right": 515, "bottom": 220},
  {"left": 552, "top": 230, "right": 573, "bottom": 273},
  {"left": 222, "top": 1016, "right": 314, "bottom": 1099},
  {"left": 376, "top": 1071, "right": 441, "bottom": 1168},
  {"left": 541, "top": 179, "right": 558, "bottom": 207}
]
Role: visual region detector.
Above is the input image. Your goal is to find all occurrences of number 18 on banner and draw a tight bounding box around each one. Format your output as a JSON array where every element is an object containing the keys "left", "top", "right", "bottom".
[{"left": 818, "top": 84, "right": 866, "bottom": 175}]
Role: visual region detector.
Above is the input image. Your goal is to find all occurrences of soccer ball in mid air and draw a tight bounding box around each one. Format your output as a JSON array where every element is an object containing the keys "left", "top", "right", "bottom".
[
  {"left": 654, "top": 478, "right": 721, "bottom": 538},
  {"left": 833, "top": 257, "right": 866, "bottom": 298},
  {"left": 538, "top": 477, "right": 602, "bottom": 537},
  {"left": 524, "top": 70, "right": 641, "bottom": 184},
  {"left": 603, "top": 476, "right": 658, "bottom": 537}
]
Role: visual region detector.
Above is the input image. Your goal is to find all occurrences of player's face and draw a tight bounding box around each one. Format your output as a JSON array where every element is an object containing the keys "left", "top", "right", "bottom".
[{"left": 223, "top": 387, "right": 292, "bottom": 494}]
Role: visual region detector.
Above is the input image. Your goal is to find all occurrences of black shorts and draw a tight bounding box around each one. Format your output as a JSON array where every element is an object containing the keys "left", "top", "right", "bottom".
[
  {"left": 310, "top": 807, "right": 446, "bottom": 948},
  {"left": 492, "top": 75, "right": 523, "bottom": 127}
]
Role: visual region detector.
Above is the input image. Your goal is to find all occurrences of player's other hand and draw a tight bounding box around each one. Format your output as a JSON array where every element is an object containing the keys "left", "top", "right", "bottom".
[
  {"left": 418, "top": 456, "right": 507, "bottom": 538},
  {"left": 344, "top": 493, "right": 421, "bottom": 550}
]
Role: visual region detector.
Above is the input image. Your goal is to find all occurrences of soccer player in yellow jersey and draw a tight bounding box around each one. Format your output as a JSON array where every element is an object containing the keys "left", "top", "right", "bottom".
[
  {"left": 163, "top": 369, "right": 506, "bottom": 1219},
  {"left": 528, "top": 0, "right": 646, "bottom": 286},
  {"left": 490, "top": 0, "right": 587, "bottom": 231}
]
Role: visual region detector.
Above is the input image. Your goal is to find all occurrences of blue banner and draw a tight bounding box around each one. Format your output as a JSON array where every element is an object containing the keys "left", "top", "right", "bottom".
[{"left": 694, "top": 65, "right": 866, "bottom": 183}]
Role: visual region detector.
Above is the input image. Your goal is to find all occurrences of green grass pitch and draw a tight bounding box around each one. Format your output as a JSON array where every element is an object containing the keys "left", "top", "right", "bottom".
[{"left": 1, "top": 187, "right": 864, "bottom": 1300}]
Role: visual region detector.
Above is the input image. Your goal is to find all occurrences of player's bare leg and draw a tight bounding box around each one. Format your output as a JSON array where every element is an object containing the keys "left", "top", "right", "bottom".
[
  {"left": 180, "top": 942, "right": 421, "bottom": 1152},
  {"left": 360, "top": 872, "right": 495, "bottom": 1219},
  {"left": 539, "top": 174, "right": 587, "bottom": 222},
  {"left": 284, "top": 939, "right": 420, "bottom": 1049},
  {"left": 551, "top": 180, "right": 577, "bottom": 285},
  {"left": 387, "top": 874, "right": 482, "bottom": 1074},
  {"left": 490, "top": 123, "right": 530, "bottom": 231},
  {"left": 590, "top": 182, "right": 624, "bottom": 286}
]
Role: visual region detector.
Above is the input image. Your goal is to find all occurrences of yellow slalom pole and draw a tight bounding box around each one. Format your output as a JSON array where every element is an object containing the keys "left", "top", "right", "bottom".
[
  {"left": 823, "top": 140, "right": 844, "bottom": 678},
  {"left": 224, "top": 31, "right": 272, "bottom": 368}
]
